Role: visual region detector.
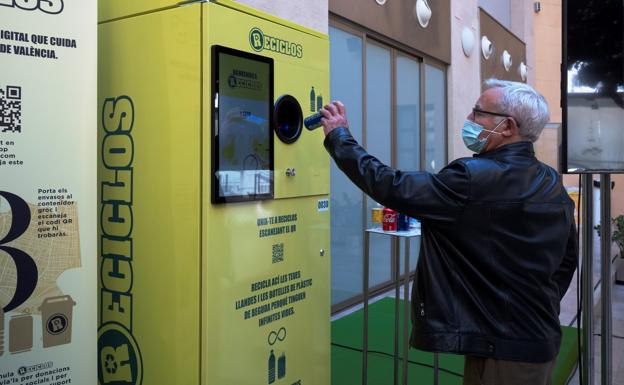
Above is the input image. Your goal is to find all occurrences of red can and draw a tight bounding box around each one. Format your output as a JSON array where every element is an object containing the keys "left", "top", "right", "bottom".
[{"left": 382, "top": 208, "right": 397, "bottom": 232}]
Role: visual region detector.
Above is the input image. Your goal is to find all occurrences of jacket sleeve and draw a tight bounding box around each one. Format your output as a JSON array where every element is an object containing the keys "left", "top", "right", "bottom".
[
  {"left": 324, "top": 127, "right": 470, "bottom": 221},
  {"left": 552, "top": 220, "right": 579, "bottom": 300}
]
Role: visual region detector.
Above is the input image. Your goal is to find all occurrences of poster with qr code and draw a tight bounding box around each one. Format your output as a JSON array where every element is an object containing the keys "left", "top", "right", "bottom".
[{"left": 0, "top": 1, "right": 97, "bottom": 384}]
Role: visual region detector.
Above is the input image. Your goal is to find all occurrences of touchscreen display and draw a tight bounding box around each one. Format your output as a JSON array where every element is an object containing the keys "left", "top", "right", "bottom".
[{"left": 213, "top": 48, "right": 273, "bottom": 202}]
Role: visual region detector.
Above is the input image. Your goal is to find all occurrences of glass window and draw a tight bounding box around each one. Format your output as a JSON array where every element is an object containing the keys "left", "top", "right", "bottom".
[
  {"left": 329, "top": 26, "right": 364, "bottom": 305},
  {"left": 424, "top": 64, "right": 446, "bottom": 173},
  {"left": 396, "top": 54, "right": 421, "bottom": 274},
  {"left": 396, "top": 55, "right": 421, "bottom": 172},
  {"left": 366, "top": 42, "right": 393, "bottom": 289},
  {"left": 329, "top": 24, "right": 448, "bottom": 310}
]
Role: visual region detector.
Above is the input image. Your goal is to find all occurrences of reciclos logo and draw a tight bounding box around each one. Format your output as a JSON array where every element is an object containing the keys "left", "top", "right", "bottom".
[
  {"left": 98, "top": 95, "right": 143, "bottom": 385},
  {"left": 249, "top": 27, "right": 303, "bottom": 58},
  {"left": 0, "top": 0, "right": 64, "bottom": 14}
]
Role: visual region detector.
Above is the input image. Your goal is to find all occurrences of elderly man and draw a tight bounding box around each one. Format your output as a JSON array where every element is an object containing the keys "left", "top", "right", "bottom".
[{"left": 321, "top": 79, "right": 578, "bottom": 385}]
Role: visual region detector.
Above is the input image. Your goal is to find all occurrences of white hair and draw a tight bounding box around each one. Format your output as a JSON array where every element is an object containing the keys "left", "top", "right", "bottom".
[{"left": 483, "top": 79, "right": 550, "bottom": 142}]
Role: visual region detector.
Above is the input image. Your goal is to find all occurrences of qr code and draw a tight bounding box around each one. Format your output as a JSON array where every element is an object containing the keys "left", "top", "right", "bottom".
[
  {"left": 0, "top": 86, "right": 22, "bottom": 133},
  {"left": 272, "top": 243, "right": 284, "bottom": 264}
]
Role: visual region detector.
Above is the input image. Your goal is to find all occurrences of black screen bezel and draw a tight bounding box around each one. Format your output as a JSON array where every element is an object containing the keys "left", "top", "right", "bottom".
[{"left": 211, "top": 45, "right": 275, "bottom": 203}]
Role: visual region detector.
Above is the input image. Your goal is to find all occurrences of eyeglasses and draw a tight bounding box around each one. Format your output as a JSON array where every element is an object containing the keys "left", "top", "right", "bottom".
[{"left": 471, "top": 107, "right": 511, "bottom": 120}]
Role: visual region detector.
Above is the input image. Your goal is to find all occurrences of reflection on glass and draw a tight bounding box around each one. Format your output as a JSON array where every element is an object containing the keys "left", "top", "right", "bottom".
[
  {"left": 397, "top": 55, "right": 421, "bottom": 171},
  {"left": 366, "top": 42, "right": 392, "bottom": 289},
  {"left": 397, "top": 55, "right": 422, "bottom": 274},
  {"left": 329, "top": 27, "right": 364, "bottom": 306},
  {"left": 425, "top": 64, "right": 446, "bottom": 173},
  {"left": 565, "top": 0, "right": 624, "bottom": 172}
]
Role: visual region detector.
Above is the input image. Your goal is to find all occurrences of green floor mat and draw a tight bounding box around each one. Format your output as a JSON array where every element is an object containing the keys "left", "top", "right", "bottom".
[{"left": 331, "top": 298, "right": 578, "bottom": 385}]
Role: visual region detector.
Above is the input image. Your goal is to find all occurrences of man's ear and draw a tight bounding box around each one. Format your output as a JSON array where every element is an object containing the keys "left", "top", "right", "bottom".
[{"left": 503, "top": 117, "right": 519, "bottom": 137}]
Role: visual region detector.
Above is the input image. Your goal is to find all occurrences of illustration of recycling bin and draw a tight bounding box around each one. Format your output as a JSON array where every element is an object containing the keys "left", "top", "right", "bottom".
[{"left": 39, "top": 295, "right": 76, "bottom": 348}]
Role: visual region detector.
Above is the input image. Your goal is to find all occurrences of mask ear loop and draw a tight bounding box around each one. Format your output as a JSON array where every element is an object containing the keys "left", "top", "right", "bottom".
[{"left": 482, "top": 117, "right": 508, "bottom": 139}]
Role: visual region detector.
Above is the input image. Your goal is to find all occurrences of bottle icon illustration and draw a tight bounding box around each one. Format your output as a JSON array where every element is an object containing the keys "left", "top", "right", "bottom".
[
  {"left": 316, "top": 94, "right": 323, "bottom": 112},
  {"left": 277, "top": 352, "right": 286, "bottom": 379},
  {"left": 310, "top": 87, "right": 316, "bottom": 112},
  {"left": 268, "top": 349, "right": 276, "bottom": 384}
]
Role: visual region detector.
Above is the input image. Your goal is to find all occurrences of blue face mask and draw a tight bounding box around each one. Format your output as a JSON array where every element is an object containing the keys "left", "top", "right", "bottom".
[{"left": 462, "top": 119, "right": 505, "bottom": 153}]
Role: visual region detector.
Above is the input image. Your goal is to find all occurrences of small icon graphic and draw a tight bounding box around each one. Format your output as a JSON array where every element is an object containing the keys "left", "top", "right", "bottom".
[
  {"left": 228, "top": 75, "right": 237, "bottom": 88},
  {"left": 268, "top": 349, "right": 276, "bottom": 384},
  {"left": 47, "top": 314, "right": 68, "bottom": 334},
  {"left": 316, "top": 94, "right": 323, "bottom": 112},
  {"left": 9, "top": 313, "right": 32, "bottom": 354},
  {"left": 310, "top": 87, "right": 316, "bottom": 112},
  {"left": 39, "top": 295, "right": 76, "bottom": 348},
  {"left": 267, "top": 328, "right": 287, "bottom": 383},
  {"left": 101, "top": 344, "right": 133, "bottom": 383},
  {"left": 249, "top": 28, "right": 265, "bottom": 52},
  {"left": 0, "top": 307, "right": 4, "bottom": 356},
  {"left": 98, "top": 323, "right": 143, "bottom": 385},
  {"left": 268, "top": 327, "right": 287, "bottom": 346},
  {"left": 278, "top": 352, "right": 286, "bottom": 379}
]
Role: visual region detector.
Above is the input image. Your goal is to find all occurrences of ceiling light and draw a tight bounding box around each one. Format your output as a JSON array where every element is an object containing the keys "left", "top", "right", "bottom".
[
  {"left": 415, "top": 0, "right": 432, "bottom": 28},
  {"left": 481, "top": 36, "right": 493, "bottom": 59},
  {"left": 461, "top": 27, "right": 475, "bottom": 57}
]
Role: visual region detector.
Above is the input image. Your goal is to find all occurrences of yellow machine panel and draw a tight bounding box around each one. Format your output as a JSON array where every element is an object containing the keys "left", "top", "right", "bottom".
[
  {"left": 98, "top": 6, "right": 202, "bottom": 385},
  {"left": 98, "top": 2, "right": 330, "bottom": 385},
  {"left": 98, "top": 0, "right": 179, "bottom": 23},
  {"left": 206, "top": 3, "right": 330, "bottom": 198}
]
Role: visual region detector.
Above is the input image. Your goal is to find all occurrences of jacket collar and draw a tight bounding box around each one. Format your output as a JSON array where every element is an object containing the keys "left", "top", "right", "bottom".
[{"left": 474, "top": 141, "right": 535, "bottom": 159}]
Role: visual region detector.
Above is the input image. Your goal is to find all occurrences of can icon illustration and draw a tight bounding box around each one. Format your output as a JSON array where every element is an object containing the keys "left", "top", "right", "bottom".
[
  {"left": 277, "top": 352, "right": 286, "bottom": 379},
  {"left": 9, "top": 314, "right": 33, "bottom": 354},
  {"left": 39, "top": 295, "right": 76, "bottom": 348}
]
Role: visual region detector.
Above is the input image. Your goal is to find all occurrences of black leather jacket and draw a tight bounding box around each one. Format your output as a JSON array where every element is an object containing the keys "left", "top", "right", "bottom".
[{"left": 324, "top": 127, "right": 578, "bottom": 362}]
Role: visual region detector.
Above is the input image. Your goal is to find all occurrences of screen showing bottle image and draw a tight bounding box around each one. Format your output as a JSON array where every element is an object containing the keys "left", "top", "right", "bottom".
[{"left": 217, "top": 52, "right": 272, "bottom": 198}]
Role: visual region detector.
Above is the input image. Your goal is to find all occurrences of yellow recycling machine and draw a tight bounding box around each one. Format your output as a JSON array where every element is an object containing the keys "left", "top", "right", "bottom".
[{"left": 97, "top": 1, "right": 330, "bottom": 384}]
